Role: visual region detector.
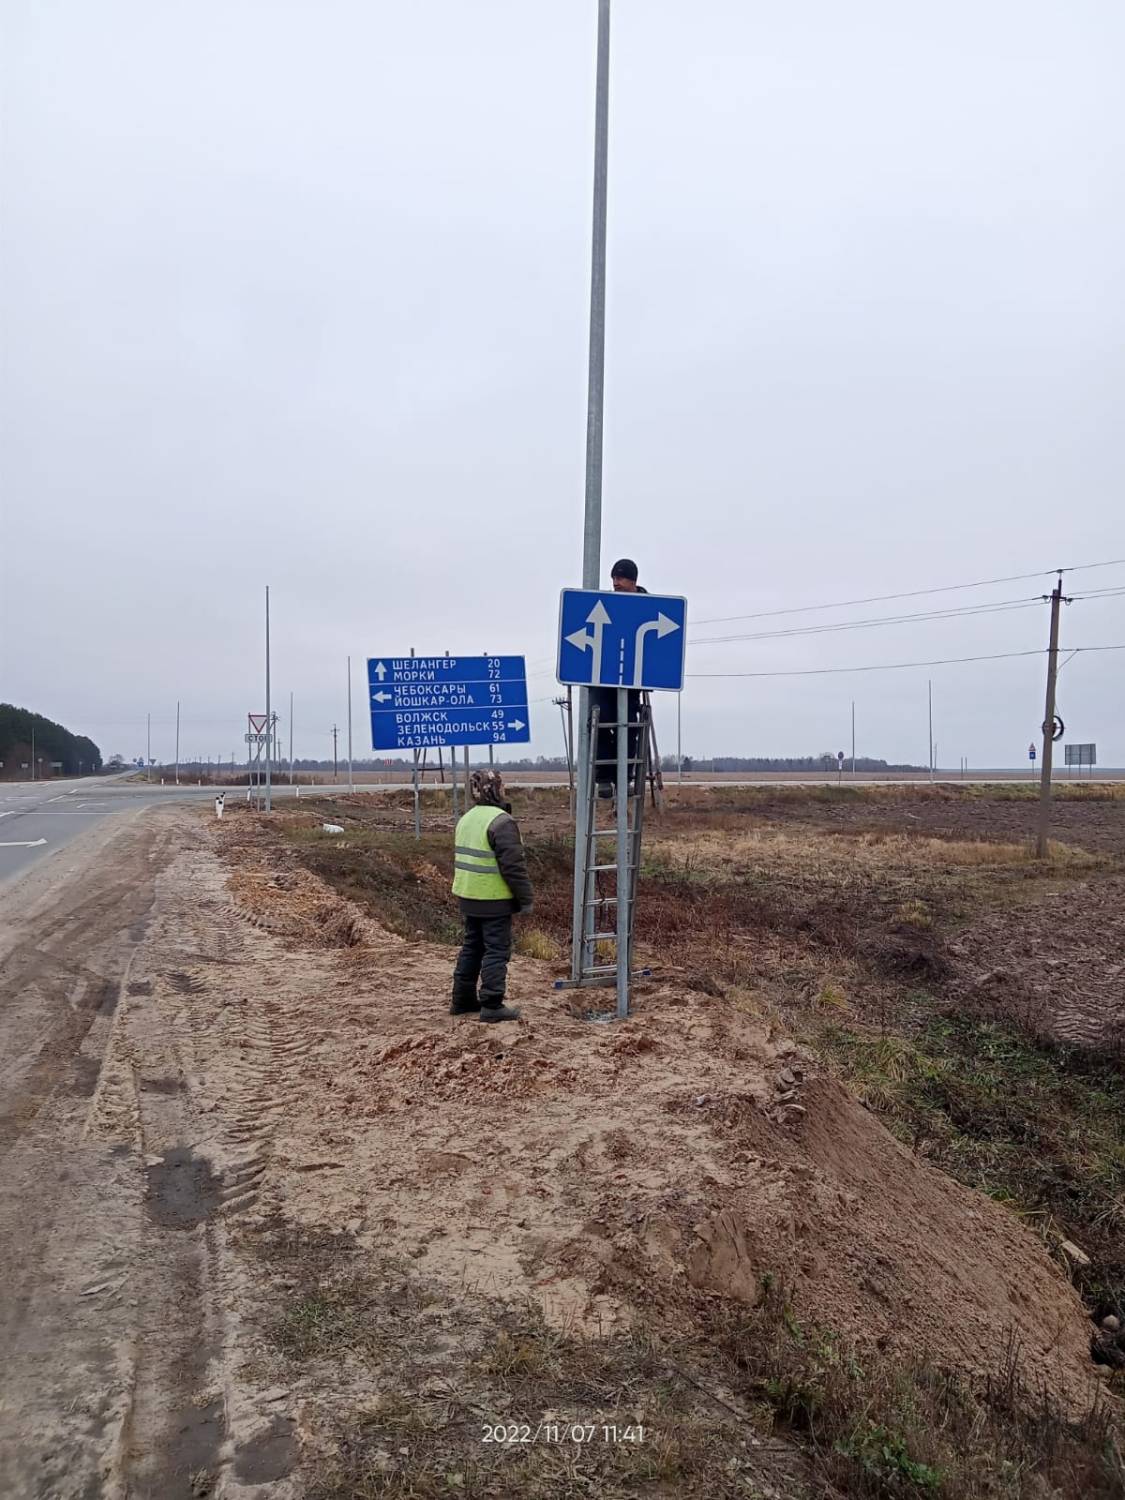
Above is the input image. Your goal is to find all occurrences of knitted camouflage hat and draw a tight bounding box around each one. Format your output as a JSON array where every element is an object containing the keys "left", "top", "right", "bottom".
[{"left": 470, "top": 768, "right": 506, "bottom": 806}]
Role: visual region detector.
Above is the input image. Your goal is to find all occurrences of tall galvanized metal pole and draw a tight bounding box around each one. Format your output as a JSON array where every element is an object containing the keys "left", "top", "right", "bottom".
[
  {"left": 264, "top": 587, "right": 272, "bottom": 812},
  {"left": 175, "top": 701, "right": 180, "bottom": 785},
  {"left": 571, "top": 0, "right": 612, "bottom": 982},
  {"left": 289, "top": 690, "right": 294, "bottom": 783},
  {"left": 1036, "top": 576, "right": 1065, "bottom": 858}
]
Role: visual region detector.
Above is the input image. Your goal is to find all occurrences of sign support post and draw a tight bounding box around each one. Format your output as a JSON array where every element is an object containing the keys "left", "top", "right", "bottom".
[{"left": 615, "top": 686, "right": 629, "bottom": 1018}]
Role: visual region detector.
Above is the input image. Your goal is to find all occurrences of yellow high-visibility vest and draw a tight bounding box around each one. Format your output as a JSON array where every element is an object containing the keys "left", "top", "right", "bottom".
[{"left": 451, "top": 805, "right": 512, "bottom": 901}]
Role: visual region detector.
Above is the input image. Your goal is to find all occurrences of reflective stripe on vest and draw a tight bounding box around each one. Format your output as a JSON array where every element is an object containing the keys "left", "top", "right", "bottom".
[{"left": 451, "top": 805, "right": 513, "bottom": 901}]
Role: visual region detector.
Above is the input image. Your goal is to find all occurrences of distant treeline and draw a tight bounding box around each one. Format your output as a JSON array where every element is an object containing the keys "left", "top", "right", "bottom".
[
  {"left": 0, "top": 704, "right": 102, "bottom": 778},
  {"left": 669, "top": 755, "right": 924, "bottom": 773},
  {"left": 269, "top": 753, "right": 922, "bottom": 774}
]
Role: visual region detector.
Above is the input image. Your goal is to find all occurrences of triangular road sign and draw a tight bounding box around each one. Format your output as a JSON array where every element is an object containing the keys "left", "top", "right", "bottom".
[{"left": 248, "top": 713, "right": 268, "bottom": 734}]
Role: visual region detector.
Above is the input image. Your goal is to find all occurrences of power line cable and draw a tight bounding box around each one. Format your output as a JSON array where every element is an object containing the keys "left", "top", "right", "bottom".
[
  {"left": 691, "top": 594, "right": 1047, "bottom": 646},
  {"left": 692, "top": 557, "right": 1125, "bottom": 627},
  {"left": 689, "top": 644, "right": 1125, "bottom": 680}
]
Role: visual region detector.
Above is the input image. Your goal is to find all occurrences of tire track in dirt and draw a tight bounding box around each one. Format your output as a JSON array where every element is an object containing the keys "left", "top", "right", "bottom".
[{"left": 0, "top": 818, "right": 166, "bottom": 1498}]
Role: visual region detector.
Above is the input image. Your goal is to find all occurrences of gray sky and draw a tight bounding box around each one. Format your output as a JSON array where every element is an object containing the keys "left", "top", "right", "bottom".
[{"left": 3, "top": 0, "right": 1123, "bottom": 769}]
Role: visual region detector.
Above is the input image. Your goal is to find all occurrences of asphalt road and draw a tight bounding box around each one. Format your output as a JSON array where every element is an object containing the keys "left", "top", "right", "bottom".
[{"left": 3, "top": 771, "right": 1122, "bottom": 889}]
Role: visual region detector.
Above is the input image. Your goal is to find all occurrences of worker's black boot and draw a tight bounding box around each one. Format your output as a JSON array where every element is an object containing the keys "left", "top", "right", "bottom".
[
  {"left": 450, "top": 985, "right": 481, "bottom": 1016},
  {"left": 480, "top": 1002, "right": 520, "bottom": 1023}
]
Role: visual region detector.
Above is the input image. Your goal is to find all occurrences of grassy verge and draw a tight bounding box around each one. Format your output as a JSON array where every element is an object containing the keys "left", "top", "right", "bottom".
[{"left": 701, "top": 1276, "right": 1123, "bottom": 1500}]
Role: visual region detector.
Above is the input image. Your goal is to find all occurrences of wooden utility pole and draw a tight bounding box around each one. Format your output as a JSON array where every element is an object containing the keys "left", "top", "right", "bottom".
[
  {"left": 1035, "top": 575, "right": 1066, "bottom": 858},
  {"left": 331, "top": 724, "right": 338, "bottom": 782}
]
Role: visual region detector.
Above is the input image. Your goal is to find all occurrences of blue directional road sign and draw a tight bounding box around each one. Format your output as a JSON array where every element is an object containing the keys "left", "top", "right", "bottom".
[
  {"left": 367, "top": 656, "right": 530, "bottom": 751},
  {"left": 557, "top": 590, "right": 687, "bottom": 692}
]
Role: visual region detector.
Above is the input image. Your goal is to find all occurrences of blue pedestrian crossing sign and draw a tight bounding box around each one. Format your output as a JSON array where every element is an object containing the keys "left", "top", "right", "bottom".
[
  {"left": 367, "top": 656, "right": 530, "bottom": 750},
  {"left": 557, "top": 589, "right": 687, "bottom": 692}
]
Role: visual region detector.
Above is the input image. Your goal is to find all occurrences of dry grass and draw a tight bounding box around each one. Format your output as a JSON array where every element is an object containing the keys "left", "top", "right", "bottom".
[
  {"left": 514, "top": 927, "right": 564, "bottom": 962},
  {"left": 650, "top": 826, "right": 1106, "bottom": 874}
]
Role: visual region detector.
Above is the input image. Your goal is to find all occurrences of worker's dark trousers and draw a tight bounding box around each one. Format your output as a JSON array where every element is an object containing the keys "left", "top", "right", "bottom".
[
  {"left": 452, "top": 914, "right": 513, "bottom": 1006},
  {"left": 590, "top": 687, "right": 641, "bottom": 791}
]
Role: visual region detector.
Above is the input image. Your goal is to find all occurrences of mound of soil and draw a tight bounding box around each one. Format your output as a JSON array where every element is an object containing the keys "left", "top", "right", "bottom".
[{"left": 214, "top": 815, "right": 1103, "bottom": 1417}]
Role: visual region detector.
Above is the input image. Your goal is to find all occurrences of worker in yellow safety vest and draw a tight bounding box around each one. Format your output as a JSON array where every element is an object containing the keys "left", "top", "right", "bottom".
[{"left": 450, "top": 769, "right": 533, "bottom": 1022}]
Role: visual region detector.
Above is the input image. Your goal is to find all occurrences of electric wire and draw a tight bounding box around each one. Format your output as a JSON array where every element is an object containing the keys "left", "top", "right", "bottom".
[
  {"left": 691, "top": 594, "right": 1047, "bottom": 646},
  {"left": 692, "top": 557, "right": 1125, "bottom": 627},
  {"left": 689, "top": 644, "right": 1125, "bottom": 680}
]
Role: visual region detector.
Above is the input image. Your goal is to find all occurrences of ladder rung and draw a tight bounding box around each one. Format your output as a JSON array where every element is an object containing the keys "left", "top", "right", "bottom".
[
  {"left": 590, "top": 862, "right": 633, "bottom": 872},
  {"left": 589, "top": 931, "right": 618, "bottom": 941},
  {"left": 585, "top": 895, "right": 618, "bottom": 906}
]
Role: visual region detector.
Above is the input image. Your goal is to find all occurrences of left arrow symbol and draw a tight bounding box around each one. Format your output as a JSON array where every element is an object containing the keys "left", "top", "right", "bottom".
[{"left": 371, "top": 691, "right": 392, "bottom": 704}]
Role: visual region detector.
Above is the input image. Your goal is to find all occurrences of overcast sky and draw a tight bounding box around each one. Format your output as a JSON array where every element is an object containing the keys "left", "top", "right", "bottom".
[{"left": 3, "top": 0, "right": 1123, "bottom": 769}]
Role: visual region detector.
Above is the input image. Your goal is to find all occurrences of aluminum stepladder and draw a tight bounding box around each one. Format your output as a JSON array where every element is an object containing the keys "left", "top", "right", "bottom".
[{"left": 556, "top": 689, "right": 653, "bottom": 1016}]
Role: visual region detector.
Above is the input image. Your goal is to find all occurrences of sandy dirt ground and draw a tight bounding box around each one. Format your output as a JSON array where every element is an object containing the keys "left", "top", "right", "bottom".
[{"left": 0, "top": 800, "right": 1115, "bottom": 1497}]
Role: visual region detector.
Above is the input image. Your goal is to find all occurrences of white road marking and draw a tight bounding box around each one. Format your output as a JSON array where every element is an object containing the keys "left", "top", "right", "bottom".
[{"left": 0, "top": 838, "right": 47, "bottom": 848}]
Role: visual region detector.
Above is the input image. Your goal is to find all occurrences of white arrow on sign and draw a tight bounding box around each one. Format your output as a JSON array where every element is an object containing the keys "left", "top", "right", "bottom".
[
  {"left": 507, "top": 719, "right": 526, "bottom": 731},
  {"left": 373, "top": 661, "right": 387, "bottom": 681},
  {"left": 565, "top": 600, "right": 612, "bottom": 685},
  {"left": 632, "top": 613, "right": 680, "bottom": 688},
  {"left": 0, "top": 838, "right": 47, "bottom": 848},
  {"left": 372, "top": 691, "right": 392, "bottom": 704}
]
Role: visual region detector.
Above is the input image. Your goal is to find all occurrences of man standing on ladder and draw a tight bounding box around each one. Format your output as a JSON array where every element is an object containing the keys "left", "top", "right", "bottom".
[{"left": 592, "top": 559, "right": 645, "bottom": 800}]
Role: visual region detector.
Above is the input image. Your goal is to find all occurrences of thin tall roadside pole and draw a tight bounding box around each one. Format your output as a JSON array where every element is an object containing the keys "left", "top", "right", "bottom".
[
  {"left": 289, "top": 690, "right": 294, "bottom": 783},
  {"left": 175, "top": 701, "right": 180, "bottom": 784},
  {"left": 677, "top": 692, "right": 683, "bottom": 782},
  {"left": 265, "top": 586, "right": 272, "bottom": 812},
  {"left": 927, "top": 680, "right": 933, "bottom": 782},
  {"left": 410, "top": 648, "right": 421, "bottom": 839},
  {"left": 571, "top": 0, "right": 611, "bottom": 983},
  {"left": 1036, "top": 575, "right": 1066, "bottom": 858},
  {"left": 851, "top": 701, "right": 856, "bottom": 775},
  {"left": 446, "top": 650, "right": 458, "bottom": 820},
  {"left": 147, "top": 713, "right": 151, "bottom": 781},
  {"left": 347, "top": 655, "right": 354, "bottom": 794}
]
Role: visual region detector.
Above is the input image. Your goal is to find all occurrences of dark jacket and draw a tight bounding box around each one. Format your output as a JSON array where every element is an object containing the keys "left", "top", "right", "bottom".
[{"left": 458, "top": 807, "right": 534, "bottom": 918}]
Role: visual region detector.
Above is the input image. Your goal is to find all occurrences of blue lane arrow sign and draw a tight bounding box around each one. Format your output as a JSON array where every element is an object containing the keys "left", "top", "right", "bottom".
[{"left": 557, "top": 590, "right": 687, "bottom": 691}]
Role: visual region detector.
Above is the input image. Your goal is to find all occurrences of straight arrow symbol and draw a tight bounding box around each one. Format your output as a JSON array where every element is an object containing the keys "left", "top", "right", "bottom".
[
  {"left": 564, "top": 600, "right": 612, "bottom": 685},
  {"left": 374, "top": 661, "right": 387, "bottom": 681}
]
